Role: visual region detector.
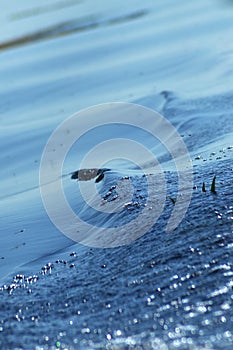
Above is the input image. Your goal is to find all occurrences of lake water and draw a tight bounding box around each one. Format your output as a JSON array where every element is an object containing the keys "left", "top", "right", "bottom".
[{"left": 0, "top": 0, "right": 233, "bottom": 349}]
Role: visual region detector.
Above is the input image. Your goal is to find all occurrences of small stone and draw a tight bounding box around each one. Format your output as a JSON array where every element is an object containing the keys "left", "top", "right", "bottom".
[
  {"left": 69, "top": 252, "right": 77, "bottom": 257},
  {"left": 103, "top": 191, "right": 112, "bottom": 200}
]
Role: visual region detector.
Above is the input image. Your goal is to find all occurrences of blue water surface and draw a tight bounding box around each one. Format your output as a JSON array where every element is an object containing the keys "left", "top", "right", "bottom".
[{"left": 0, "top": 0, "right": 233, "bottom": 349}]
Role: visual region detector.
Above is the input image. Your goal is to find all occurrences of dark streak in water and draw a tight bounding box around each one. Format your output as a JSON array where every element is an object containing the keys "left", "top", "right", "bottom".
[
  {"left": 9, "top": 0, "right": 82, "bottom": 21},
  {"left": 0, "top": 10, "right": 148, "bottom": 51}
]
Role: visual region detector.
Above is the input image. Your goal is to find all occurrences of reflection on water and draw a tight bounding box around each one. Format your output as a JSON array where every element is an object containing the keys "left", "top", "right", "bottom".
[
  {"left": 0, "top": 9, "right": 147, "bottom": 50},
  {"left": 9, "top": 0, "right": 82, "bottom": 20}
]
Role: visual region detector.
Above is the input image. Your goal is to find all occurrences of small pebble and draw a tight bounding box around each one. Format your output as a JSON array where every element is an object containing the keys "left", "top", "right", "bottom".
[{"left": 70, "top": 252, "right": 77, "bottom": 257}]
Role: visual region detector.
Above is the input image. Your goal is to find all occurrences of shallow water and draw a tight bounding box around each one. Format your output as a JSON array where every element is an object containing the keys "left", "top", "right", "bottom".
[{"left": 0, "top": 0, "right": 233, "bottom": 349}]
